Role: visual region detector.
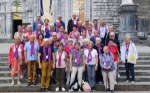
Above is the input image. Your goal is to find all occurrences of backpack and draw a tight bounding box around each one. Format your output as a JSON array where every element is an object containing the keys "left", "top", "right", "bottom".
[{"left": 82, "top": 80, "right": 91, "bottom": 92}]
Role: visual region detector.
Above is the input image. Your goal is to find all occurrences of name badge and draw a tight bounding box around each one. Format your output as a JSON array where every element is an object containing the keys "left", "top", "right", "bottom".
[
  {"left": 46, "top": 55, "right": 48, "bottom": 59},
  {"left": 104, "top": 62, "right": 106, "bottom": 66},
  {"left": 75, "top": 59, "right": 76, "bottom": 62}
]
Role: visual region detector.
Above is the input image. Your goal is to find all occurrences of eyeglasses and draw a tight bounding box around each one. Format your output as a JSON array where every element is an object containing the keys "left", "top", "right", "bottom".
[{"left": 24, "top": 37, "right": 28, "bottom": 38}]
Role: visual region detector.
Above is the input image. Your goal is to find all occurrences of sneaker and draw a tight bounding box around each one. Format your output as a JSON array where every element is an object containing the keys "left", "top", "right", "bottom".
[
  {"left": 45, "top": 88, "right": 48, "bottom": 92},
  {"left": 66, "top": 80, "right": 70, "bottom": 85},
  {"left": 114, "top": 81, "right": 117, "bottom": 85},
  {"left": 103, "top": 88, "right": 110, "bottom": 92},
  {"left": 118, "top": 74, "right": 121, "bottom": 78},
  {"left": 69, "top": 87, "right": 74, "bottom": 92},
  {"left": 55, "top": 87, "right": 59, "bottom": 92},
  {"left": 61, "top": 87, "right": 65, "bottom": 91},
  {"left": 17, "top": 81, "right": 21, "bottom": 85},
  {"left": 78, "top": 89, "right": 81, "bottom": 92},
  {"left": 110, "top": 90, "right": 114, "bottom": 93},
  {"left": 125, "top": 80, "right": 129, "bottom": 83},
  {"left": 11, "top": 81, "right": 14, "bottom": 85},
  {"left": 131, "top": 81, "right": 134, "bottom": 84}
]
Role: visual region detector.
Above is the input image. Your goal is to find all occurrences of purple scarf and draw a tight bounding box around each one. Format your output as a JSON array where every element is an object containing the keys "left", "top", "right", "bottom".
[
  {"left": 64, "top": 38, "right": 68, "bottom": 46},
  {"left": 87, "top": 49, "right": 92, "bottom": 63},
  {"left": 43, "top": 46, "right": 51, "bottom": 63},
  {"left": 36, "top": 30, "right": 42, "bottom": 39},
  {"left": 96, "top": 44, "right": 102, "bottom": 55},
  {"left": 94, "top": 26, "right": 98, "bottom": 30},
  {"left": 72, "top": 20, "right": 78, "bottom": 25},
  {"left": 30, "top": 42, "right": 35, "bottom": 56},
  {"left": 75, "top": 37, "right": 79, "bottom": 42},
  {"left": 29, "top": 32, "right": 32, "bottom": 35},
  {"left": 38, "top": 39, "right": 42, "bottom": 46},
  {"left": 36, "top": 20, "right": 41, "bottom": 24},
  {"left": 108, "top": 45, "right": 113, "bottom": 53},
  {"left": 75, "top": 50, "right": 80, "bottom": 65},
  {"left": 58, "top": 51, "right": 62, "bottom": 66},
  {"left": 14, "top": 45, "right": 19, "bottom": 59},
  {"left": 60, "top": 32, "right": 64, "bottom": 40},
  {"left": 45, "top": 25, "right": 49, "bottom": 32},
  {"left": 56, "top": 26, "right": 60, "bottom": 33}
]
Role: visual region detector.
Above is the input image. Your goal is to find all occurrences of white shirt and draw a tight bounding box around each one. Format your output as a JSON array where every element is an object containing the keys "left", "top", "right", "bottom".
[
  {"left": 99, "top": 26, "right": 109, "bottom": 38},
  {"left": 13, "top": 45, "right": 22, "bottom": 60},
  {"left": 84, "top": 49, "right": 98, "bottom": 65}
]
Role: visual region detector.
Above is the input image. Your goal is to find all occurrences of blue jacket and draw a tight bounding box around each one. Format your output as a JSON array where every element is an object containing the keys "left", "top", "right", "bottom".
[
  {"left": 33, "top": 21, "right": 44, "bottom": 32},
  {"left": 45, "top": 31, "right": 52, "bottom": 38}
]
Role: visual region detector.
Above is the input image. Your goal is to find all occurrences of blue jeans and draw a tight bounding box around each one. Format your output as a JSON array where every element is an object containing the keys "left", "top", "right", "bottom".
[{"left": 86, "top": 65, "right": 96, "bottom": 88}]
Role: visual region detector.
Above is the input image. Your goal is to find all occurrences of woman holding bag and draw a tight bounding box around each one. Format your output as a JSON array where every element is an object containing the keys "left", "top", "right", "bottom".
[{"left": 121, "top": 35, "right": 138, "bottom": 84}]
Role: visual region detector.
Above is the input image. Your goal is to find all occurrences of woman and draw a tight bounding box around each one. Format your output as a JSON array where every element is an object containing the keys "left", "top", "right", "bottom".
[
  {"left": 26, "top": 25, "right": 35, "bottom": 40},
  {"left": 14, "top": 25, "right": 23, "bottom": 41},
  {"left": 8, "top": 35, "right": 24, "bottom": 85},
  {"left": 121, "top": 35, "right": 138, "bottom": 84},
  {"left": 45, "top": 24, "right": 54, "bottom": 38},
  {"left": 107, "top": 39, "right": 119, "bottom": 84},
  {"left": 42, "top": 19, "right": 50, "bottom": 34},
  {"left": 54, "top": 43, "right": 67, "bottom": 92},
  {"left": 58, "top": 26, "right": 65, "bottom": 40},
  {"left": 35, "top": 33, "right": 45, "bottom": 47},
  {"left": 21, "top": 34, "right": 28, "bottom": 46},
  {"left": 64, "top": 38, "right": 74, "bottom": 84},
  {"left": 100, "top": 46, "right": 115, "bottom": 92},
  {"left": 87, "top": 24, "right": 93, "bottom": 38},
  {"left": 69, "top": 25, "right": 78, "bottom": 38},
  {"left": 93, "top": 37, "right": 104, "bottom": 84},
  {"left": 84, "top": 41, "right": 98, "bottom": 91},
  {"left": 69, "top": 42, "right": 85, "bottom": 92},
  {"left": 80, "top": 28, "right": 89, "bottom": 40}
]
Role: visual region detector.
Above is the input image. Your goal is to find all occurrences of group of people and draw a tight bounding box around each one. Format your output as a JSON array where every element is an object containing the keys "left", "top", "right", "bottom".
[{"left": 8, "top": 13, "right": 138, "bottom": 92}]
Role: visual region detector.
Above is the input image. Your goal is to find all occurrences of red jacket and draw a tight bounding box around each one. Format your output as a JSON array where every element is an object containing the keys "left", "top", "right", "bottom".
[
  {"left": 108, "top": 45, "right": 119, "bottom": 62},
  {"left": 8, "top": 44, "right": 24, "bottom": 66}
]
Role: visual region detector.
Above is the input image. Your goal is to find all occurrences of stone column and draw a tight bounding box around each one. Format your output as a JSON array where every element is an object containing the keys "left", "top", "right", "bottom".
[
  {"left": 5, "top": 12, "right": 12, "bottom": 39},
  {"left": 1, "top": 14, "right": 6, "bottom": 37},
  {"left": 119, "top": 4, "right": 139, "bottom": 43}
]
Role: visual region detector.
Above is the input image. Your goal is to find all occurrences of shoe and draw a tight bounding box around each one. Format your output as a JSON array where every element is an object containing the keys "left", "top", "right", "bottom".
[
  {"left": 114, "top": 81, "right": 117, "bottom": 85},
  {"left": 55, "top": 87, "right": 59, "bottom": 92},
  {"left": 103, "top": 88, "right": 110, "bottom": 92},
  {"left": 78, "top": 89, "right": 81, "bottom": 92},
  {"left": 125, "top": 80, "right": 129, "bottom": 83},
  {"left": 118, "top": 74, "right": 121, "bottom": 78},
  {"left": 45, "top": 88, "right": 48, "bottom": 92},
  {"left": 39, "top": 88, "right": 44, "bottom": 92},
  {"left": 17, "top": 81, "right": 21, "bottom": 85},
  {"left": 32, "top": 82, "right": 37, "bottom": 85},
  {"left": 110, "top": 90, "right": 114, "bottom": 93},
  {"left": 28, "top": 82, "right": 31, "bottom": 86},
  {"left": 69, "top": 87, "right": 74, "bottom": 92},
  {"left": 131, "top": 81, "right": 134, "bottom": 85},
  {"left": 11, "top": 81, "right": 15, "bottom": 85},
  {"left": 61, "top": 87, "right": 65, "bottom": 91},
  {"left": 66, "top": 80, "right": 70, "bottom": 84}
]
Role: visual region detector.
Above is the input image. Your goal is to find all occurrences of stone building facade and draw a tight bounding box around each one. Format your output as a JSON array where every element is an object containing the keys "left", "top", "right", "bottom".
[{"left": 0, "top": 0, "right": 150, "bottom": 39}]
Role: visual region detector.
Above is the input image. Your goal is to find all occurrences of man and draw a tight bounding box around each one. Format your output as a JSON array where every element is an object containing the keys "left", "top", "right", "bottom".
[
  {"left": 104, "top": 26, "right": 118, "bottom": 46},
  {"left": 35, "top": 24, "right": 44, "bottom": 39},
  {"left": 83, "top": 18, "right": 90, "bottom": 30},
  {"left": 38, "top": 39, "right": 54, "bottom": 92},
  {"left": 33, "top": 16, "right": 44, "bottom": 31},
  {"left": 45, "top": 24, "right": 54, "bottom": 38},
  {"left": 54, "top": 15, "right": 65, "bottom": 28},
  {"left": 54, "top": 20, "right": 61, "bottom": 33},
  {"left": 24, "top": 35, "right": 39, "bottom": 86},
  {"left": 22, "top": 23, "right": 27, "bottom": 33},
  {"left": 52, "top": 32, "right": 58, "bottom": 42},
  {"left": 67, "top": 13, "right": 79, "bottom": 34},
  {"left": 99, "top": 20, "right": 109, "bottom": 42},
  {"left": 14, "top": 25, "right": 23, "bottom": 41},
  {"left": 93, "top": 19, "right": 99, "bottom": 31},
  {"left": 73, "top": 31, "right": 83, "bottom": 46},
  {"left": 90, "top": 31, "right": 99, "bottom": 45},
  {"left": 77, "top": 21, "right": 83, "bottom": 35},
  {"left": 58, "top": 26, "right": 65, "bottom": 40}
]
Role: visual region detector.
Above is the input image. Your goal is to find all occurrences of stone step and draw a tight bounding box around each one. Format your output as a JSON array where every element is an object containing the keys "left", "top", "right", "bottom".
[
  {"left": 0, "top": 62, "right": 9, "bottom": 66},
  {"left": 0, "top": 57, "right": 8, "bottom": 61},
  {"left": 0, "top": 66, "right": 10, "bottom": 71},
  {"left": 119, "top": 65, "right": 150, "bottom": 70},
  {"left": 0, "top": 39, "right": 13, "bottom": 43},
  {"left": 119, "top": 70, "right": 150, "bottom": 76},
  {"left": 117, "top": 76, "right": 150, "bottom": 82},
  {"left": 0, "top": 82, "right": 150, "bottom": 92}
]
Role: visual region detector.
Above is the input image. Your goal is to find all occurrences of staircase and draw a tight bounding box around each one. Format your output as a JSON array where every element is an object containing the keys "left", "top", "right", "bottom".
[{"left": 0, "top": 48, "right": 150, "bottom": 92}]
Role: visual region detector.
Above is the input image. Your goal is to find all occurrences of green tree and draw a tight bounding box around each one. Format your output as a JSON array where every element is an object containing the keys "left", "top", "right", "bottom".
[{"left": 12, "top": 0, "right": 22, "bottom": 12}]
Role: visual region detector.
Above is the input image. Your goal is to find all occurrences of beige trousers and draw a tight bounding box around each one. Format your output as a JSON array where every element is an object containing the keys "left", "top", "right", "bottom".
[{"left": 102, "top": 70, "right": 115, "bottom": 90}]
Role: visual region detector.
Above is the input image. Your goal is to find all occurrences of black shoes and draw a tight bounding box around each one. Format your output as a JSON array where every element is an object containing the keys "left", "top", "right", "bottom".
[
  {"left": 32, "top": 82, "right": 37, "bottom": 85},
  {"left": 27, "top": 82, "right": 37, "bottom": 86},
  {"left": 27, "top": 82, "right": 31, "bottom": 86},
  {"left": 39, "top": 88, "right": 49, "bottom": 92}
]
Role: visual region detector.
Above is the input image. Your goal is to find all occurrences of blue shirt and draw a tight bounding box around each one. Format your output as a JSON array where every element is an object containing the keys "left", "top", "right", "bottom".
[{"left": 24, "top": 42, "right": 39, "bottom": 61}]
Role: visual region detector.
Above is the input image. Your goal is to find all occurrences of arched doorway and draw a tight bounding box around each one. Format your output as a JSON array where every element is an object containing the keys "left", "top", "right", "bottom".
[{"left": 11, "top": 0, "right": 22, "bottom": 36}]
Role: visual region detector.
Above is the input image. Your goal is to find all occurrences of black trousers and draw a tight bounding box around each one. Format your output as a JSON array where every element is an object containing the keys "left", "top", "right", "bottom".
[
  {"left": 96, "top": 63, "right": 103, "bottom": 83},
  {"left": 125, "top": 60, "right": 135, "bottom": 81}
]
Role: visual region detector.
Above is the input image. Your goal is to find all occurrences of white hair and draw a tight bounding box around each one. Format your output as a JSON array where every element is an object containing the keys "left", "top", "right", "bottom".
[
  {"left": 27, "top": 25, "right": 32, "bottom": 29},
  {"left": 96, "top": 37, "right": 101, "bottom": 41},
  {"left": 83, "top": 38, "right": 89, "bottom": 42},
  {"left": 125, "top": 35, "right": 131, "bottom": 39},
  {"left": 23, "top": 34, "right": 28, "bottom": 37},
  {"left": 110, "top": 32, "right": 115, "bottom": 36},
  {"left": 44, "top": 38, "right": 49, "bottom": 42}
]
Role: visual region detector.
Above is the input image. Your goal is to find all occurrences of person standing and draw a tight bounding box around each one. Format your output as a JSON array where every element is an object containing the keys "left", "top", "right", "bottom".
[
  {"left": 54, "top": 43, "right": 68, "bottom": 92},
  {"left": 45, "top": 24, "right": 54, "bottom": 38},
  {"left": 90, "top": 31, "right": 100, "bottom": 45},
  {"left": 93, "top": 19, "right": 99, "bottom": 31},
  {"left": 69, "top": 42, "right": 85, "bottom": 92},
  {"left": 14, "top": 25, "right": 23, "bottom": 41},
  {"left": 38, "top": 39, "right": 54, "bottom": 92},
  {"left": 35, "top": 33, "right": 45, "bottom": 47},
  {"left": 8, "top": 35, "right": 24, "bottom": 85},
  {"left": 24, "top": 35, "right": 39, "bottom": 86},
  {"left": 33, "top": 15, "right": 44, "bottom": 31},
  {"left": 26, "top": 25, "right": 35, "bottom": 41},
  {"left": 100, "top": 46, "right": 115, "bottom": 93},
  {"left": 67, "top": 13, "right": 79, "bottom": 34},
  {"left": 60, "top": 32, "right": 69, "bottom": 46},
  {"left": 77, "top": 21, "right": 83, "bottom": 35},
  {"left": 73, "top": 32, "right": 83, "bottom": 46},
  {"left": 93, "top": 37, "right": 104, "bottom": 84},
  {"left": 42, "top": 19, "right": 50, "bottom": 35},
  {"left": 99, "top": 20, "right": 109, "bottom": 42},
  {"left": 54, "top": 15, "right": 65, "bottom": 28},
  {"left": 83, "top": 18, "right": 90, "bottom": 30},
  {"left": 35, "top": 24, "right": 44, "bottom": 39},
  {"left": 121, "top": 35, "right": 138, "bottom": 84},
  {"left": 84, "top": 41, "right": 98, "bottom": 91}
]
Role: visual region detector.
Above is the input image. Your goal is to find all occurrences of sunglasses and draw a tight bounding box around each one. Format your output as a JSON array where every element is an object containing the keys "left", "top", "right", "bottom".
[{"left": 24, "top": 37, "right": 28, "bottom": 38}]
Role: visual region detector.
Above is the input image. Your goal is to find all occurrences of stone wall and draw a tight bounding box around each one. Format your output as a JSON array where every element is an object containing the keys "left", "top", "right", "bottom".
[{"left": 92, "top": 0, "right": 121, "bottom": 29}]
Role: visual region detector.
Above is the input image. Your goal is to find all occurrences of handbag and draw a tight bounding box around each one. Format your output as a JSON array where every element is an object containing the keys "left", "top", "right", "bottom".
[
  {"left": 82, "top": 80, "right": 91, "bottom": 92},
  {"left": 127, "top": 43, "right": 137, "bottom": 64}
]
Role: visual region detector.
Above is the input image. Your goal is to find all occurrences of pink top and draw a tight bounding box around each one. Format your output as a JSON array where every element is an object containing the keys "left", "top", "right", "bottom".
[
  {"left": 56, "top": 51, "right": 67, "bottom": 68},
  {"left": 8, "top": 44, "right": 24, "bottom": 66}
]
